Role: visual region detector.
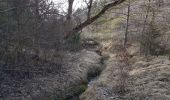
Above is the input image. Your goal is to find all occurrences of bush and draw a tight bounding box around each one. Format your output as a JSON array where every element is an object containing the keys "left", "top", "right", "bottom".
[
  {"left": 66, "top": 32, "right": 82, "bottom": 51},
  {"left": 139, "top": 22, "right": 166, "bottom": 56}
]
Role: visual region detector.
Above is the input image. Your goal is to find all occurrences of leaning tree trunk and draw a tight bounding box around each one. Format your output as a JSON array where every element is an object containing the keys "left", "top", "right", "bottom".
[{"left": 64, "top": 0, "right": 126, "bottom": 39}]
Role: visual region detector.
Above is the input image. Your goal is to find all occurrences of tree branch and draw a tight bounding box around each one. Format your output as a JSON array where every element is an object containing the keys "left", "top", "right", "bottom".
[{"left": 64, "top": 0, "right": 126, "bottom": 39}]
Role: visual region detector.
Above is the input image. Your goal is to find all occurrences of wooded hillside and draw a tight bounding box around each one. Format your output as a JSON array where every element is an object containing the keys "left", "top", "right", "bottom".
[{"left": 0, "top": 0, "right": 170, "bottom": 100}]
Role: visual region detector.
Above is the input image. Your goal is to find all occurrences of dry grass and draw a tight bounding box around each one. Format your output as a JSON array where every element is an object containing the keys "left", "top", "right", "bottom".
[
  {"left": 0, "top": 49, "right": 103, "bottom": 100},
  {"left": 80, "top": 41, "right": 170, "bottom": 100},
  {"left": 80, "top": 29, "right": 132, "bottom": 100},
  {"left": 127, "top": 56, "right": 170, "bottom": 100},
  {"left": 80, "top": 50, "right": 131, "bottom": 100}
]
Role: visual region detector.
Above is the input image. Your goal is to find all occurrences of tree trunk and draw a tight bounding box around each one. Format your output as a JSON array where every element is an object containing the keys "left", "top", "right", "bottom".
[
  {"left": 140, "top": 0, "right": 151, "bottom": 55},
  {"left": 87, "top": 0, "right": 93, "bottom": 19},
  {"left": 124, "top": 0, "right": 130, "bottom": 47},
  {"left": 65, "top": 0, "right": 74, "bottom": 37},
  {"left": 67, "top": 0, "right": 74, "bottom": 20}
]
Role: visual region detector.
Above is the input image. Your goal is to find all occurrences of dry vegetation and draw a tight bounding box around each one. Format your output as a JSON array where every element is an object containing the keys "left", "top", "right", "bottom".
[
  {"left": 80, "top": 33, "right": 170, "bottom": 100},
  {"left": 1, "top": 0, "right": 170, "bottom": 100},
  {"left": 0, "top": 49, "right": 103, "bottom": 100}
]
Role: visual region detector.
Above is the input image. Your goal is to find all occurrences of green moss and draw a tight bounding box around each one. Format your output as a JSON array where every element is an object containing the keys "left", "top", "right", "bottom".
[
  {"left": 110, "top": 17, "right": 124, "bottom": 28},
  {"left": 63, "top": 84, "right": 87, "bottom": 100},
  {"left": 67, "top": 32, "right": 81, "bottom": 44},
  {"left": 66, "top": 32, "right": 82, "bottom": 51},
  {"left": 92, "top": 17, "right": 124, "bottom": 33}
]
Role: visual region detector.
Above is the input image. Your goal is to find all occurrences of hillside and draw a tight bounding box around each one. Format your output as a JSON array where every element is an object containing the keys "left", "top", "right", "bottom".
[{"left": 1, "top": 0, "right": 170, "bottom": 100}]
